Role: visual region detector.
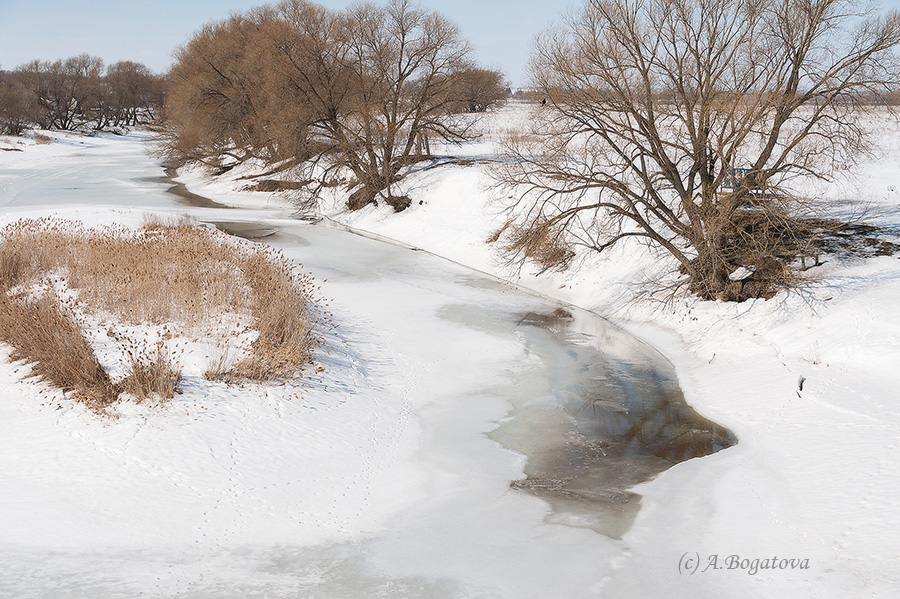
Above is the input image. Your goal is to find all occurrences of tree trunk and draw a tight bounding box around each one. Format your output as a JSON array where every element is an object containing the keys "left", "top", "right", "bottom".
[{"left": 686, "top": 237, "right": 731, "bottom": 300}]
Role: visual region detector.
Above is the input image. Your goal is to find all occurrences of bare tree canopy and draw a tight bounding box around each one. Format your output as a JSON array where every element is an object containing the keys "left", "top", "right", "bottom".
[
  {"left": 336, "top": 0, "right": 475, "bottom": 210},
  {"left": 165, "top": 0, "right": 503, "bottom": 212},
  {"left": 451, "top": 68, "right": 509, "bottom": 113},
  {"left": 166, "top": 12, "right": 285, "bottom": 167},
  {"left": 17, "top": 55, "right": 106, "bottom": 131},
  {"left": 105, "top": 61, "right": 165, "bottom": 127},
  {"left": 0, "top": 71, "right": 36, "bottom": 136},
  {"left": 495, "top": 0, "right": 900, "bottom": 300},
  {"left": 2, "top": 56, "right": 163, "bottom": 133}
]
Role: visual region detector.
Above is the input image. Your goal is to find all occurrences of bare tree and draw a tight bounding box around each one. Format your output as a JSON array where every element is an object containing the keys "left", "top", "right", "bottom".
[
  {"left": 165, "top": 0, "right": 485, "bottom": 212},
  {"left": 18, "top": 55, "right": 106, "bottom": 130},
  {"left": 0, "top": 69, "right": 37, "bottom": 135},
  {"left": 495, "top": 0, "right": 900, "bottom": 300},
  {"left": 106, "top": 61, "right": 164, "bottom": 127},
  {"left": 262, "top": 1, "right": 356, "bottom": 182},
  {"left": 3, "top": 57, "right": 161, "bottom": 134},
  {"left": 166, "top": 3, "right": 351, "bottom": 173},
  {"left": 451, "top": 68, "right": 508, "bottom": 113},
  {"left": 166, "top": 12, "right": 286, "bottom": 168},
  {"left": 265, "top": 0, "right": 478, "bottom": 210},
  {"left": 334, "top": 0, "right": 476, "bottom": 210}
]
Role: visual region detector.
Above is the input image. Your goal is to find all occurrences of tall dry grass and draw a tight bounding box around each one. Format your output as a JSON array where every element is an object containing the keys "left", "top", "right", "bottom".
[
  {"left": 120, "top": 341, "right": 182, "bottom": 403},
  {"left": 0, "top": 217, "right": 323, "bottom": 412},
  {"left": 500, "top": 219, "right": 575, "bottom": 273},
  {"left": 225, "top": 249, "right": 321, "bottom": 382},
  {"left": 0, "top": 217, "right": 252, "bottom": 323},
  {"left": 0, "top": 293, "right": 119, "bottom": 410}
]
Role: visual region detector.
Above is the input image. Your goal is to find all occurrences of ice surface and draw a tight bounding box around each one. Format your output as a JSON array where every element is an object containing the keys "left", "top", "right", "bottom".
[
  {"left": 0, "top": 131, "right": 655, "bottom": 597},
  {"left": 3, "top": 107, "right": 900, "bottom": 597},
  {"left": 158, "top": 103, "right": 900, "bottom": 596}
]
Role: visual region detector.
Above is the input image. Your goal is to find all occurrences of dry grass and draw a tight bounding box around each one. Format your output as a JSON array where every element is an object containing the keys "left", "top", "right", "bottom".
[
  {"left": 120, "top": 341, "right": 182, "bottom": 403},
  {"left": 501, "top": 219, "right": 575, "bottom": 273},
  {"left": 203, "top": 338, "right": 241, "bottom": 383},
  {"left": 485, "top": 219, "right": 512, "bottom": 244},
  {"left": 0, "top": 293, "right": 119, "bottom": 410},
  {"left": 0, "top": 217, "right": 255, "bottom": 323},
  {"left": 0, "top": 217, "right": 323, "bottom": 413},
  {"left": 225, "top": 249, "right": 320, "bottom": 382}
]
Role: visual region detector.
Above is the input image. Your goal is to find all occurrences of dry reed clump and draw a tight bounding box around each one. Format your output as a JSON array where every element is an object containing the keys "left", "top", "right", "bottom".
[
  {"left": 501, "top": 219, "right": 575, "bottom": 273},
  {"left": 0, "top": 293, "right": 119, "bottom": 410},
  {"left": 221, "top": 249, "right": 321, "bottom": 382},
  {"left": 0, "top": 216, "right": 252, "bottom": 323},
  {"left": 0, "top": 217, "right": 323, "bottom": 413},
  {"left": 120, "top": 341, "right": 181, "bottom": 403}
]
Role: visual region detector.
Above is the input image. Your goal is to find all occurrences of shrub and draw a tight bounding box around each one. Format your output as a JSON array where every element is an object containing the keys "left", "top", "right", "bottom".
[{"left": 501, "top": 219, "right": 574, "bottom": 273}]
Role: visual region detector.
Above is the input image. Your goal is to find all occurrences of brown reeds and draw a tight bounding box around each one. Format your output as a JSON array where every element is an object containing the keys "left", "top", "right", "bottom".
[
  {"left": 227, "top": 249, "right": 320, "bottom": 382},
  {"left": 120, "top": 341, "right": 182, "bottom": 403},
  {"left": 501, "top": 219, "right": 575, "bottom": 273},
  {"left": 0, "top": 217, "right": 323, "bottom": 413},
  {"left": 0, "top": 293, "right": 119, "bottom": 410}
]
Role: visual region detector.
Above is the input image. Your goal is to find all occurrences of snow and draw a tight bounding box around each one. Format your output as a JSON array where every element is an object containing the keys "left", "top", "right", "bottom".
[
  {"left": 0, "top": 131, "right": 615, "bottom": 597},
  {"left": 2, "top": 105, "right": 900, "bottom": 598}
]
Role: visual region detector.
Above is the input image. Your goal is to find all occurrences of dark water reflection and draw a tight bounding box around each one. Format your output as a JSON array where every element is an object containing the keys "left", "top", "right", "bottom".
[
  {"left": 135, "top": 170, "right": 235, "bottom": 209},
  {"left": 149, "top": 168, "right": 238, "bottom": 209},
  {"left": 207, "top": 220, "right": 280, "bottom": 240},
  {"left": 494, "top": 308, "right": 736, "bottom": 539}
]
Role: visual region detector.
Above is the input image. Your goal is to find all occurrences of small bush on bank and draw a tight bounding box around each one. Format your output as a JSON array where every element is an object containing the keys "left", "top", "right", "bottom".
[{"left": 501, "top": 219, "right": 575, "bottom": 273}]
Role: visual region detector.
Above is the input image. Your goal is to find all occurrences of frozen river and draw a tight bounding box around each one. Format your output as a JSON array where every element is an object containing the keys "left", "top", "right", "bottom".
[{"left": 0, "top": 132, "right": 734, "bottom": 597}]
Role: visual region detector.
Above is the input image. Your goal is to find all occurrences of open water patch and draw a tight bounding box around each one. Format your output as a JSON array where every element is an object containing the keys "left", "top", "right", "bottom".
[
  {"left": 207, "top": 220, "right": 280, "bottom": 240},
  {"left": 159, "top": 168, "right": 237, "bottom": 210},
  {"left": 160, "top": 164, "right": 737, "bottom": 541},
  {"left": 492, "top": 307, "right": 736, "bottom": 539}
]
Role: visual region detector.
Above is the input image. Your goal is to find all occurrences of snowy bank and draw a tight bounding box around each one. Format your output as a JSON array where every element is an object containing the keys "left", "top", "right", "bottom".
[
  {"left": 2, "top": 129, "right": 627, "bottom": 598},
  {"left": 174, "top": 103, "right": 900, "bottom": 596}
]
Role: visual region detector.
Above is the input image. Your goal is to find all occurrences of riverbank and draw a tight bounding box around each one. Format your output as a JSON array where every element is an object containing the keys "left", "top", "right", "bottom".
[
  {"left": 174, "top": 103, "right": 900, "bottom": 596},
  {"left": 3, "top": 122, "right": 899, "bottom": 596},
  {"left": 2, "top": 129, "right": 663, "bottom": 598}
]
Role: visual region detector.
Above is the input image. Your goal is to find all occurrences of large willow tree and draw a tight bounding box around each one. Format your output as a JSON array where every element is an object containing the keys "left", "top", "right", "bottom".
[
  {"left": 166, "top": 0, "right": 504, "bottom": 211},
  {"left": 495, "top": 0, "right": 900, "bottom": 300}
]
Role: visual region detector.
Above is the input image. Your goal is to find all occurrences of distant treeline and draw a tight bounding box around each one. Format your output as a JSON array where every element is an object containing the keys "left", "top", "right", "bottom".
[
  {"left": 0, "top": 54, "right": 165, "bottom": 135},
  {"left": 1, "top": 0, "right": 509, "bottom": 214},
  {"left": 163, "top": 0, "right": 509, "bottom": 212}
]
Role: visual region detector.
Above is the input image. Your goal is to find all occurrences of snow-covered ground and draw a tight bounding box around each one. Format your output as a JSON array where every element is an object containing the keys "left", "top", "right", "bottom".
[
  {"left": 173, "top": 103, "right": 900, "bottom": 597},
  {"left": 1, "top": 104, "right": 899, "bottom": 598},
  {"left": 1, "top": 131, "right": 620, "bottom": 598}
]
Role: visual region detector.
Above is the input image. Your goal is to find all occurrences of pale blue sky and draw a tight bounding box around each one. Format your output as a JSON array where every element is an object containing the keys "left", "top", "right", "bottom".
[
  {"left": 0, "top": 0, "right": 572, "bottom": 86},
  {"left": 1, "top": 1, "right": 898, "bottom": 86}
]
